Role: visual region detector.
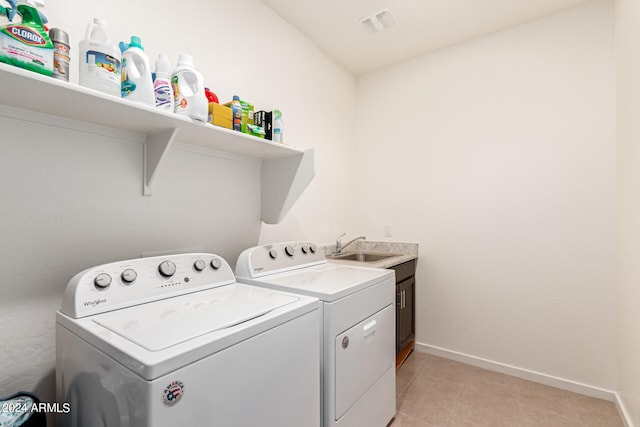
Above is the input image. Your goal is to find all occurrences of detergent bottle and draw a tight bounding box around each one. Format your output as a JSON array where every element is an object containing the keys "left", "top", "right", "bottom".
[
  {"left": 171, "top": 54, "right": 207, "bottom": 122},
  {"left": 119, "top": 36, "right": 154, "bottom": 106},
  {"left": 153, "top": 53, "right": 174, "bottom": 111},
  {"left": 0, "top": 0, "right": 53, "bottom": 76},
  {"left": 78, "top": 18, "right": 120, "bottom": 96}
]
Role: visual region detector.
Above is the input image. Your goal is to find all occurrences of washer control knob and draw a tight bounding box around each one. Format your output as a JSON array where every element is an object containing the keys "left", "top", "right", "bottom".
[
  {"left": 301, "top": 245, "right": 309, "bottom": 254},
  {"left": 121, "top": 269, "right": 137, "bottom": 284},
  {"left": 194, "top": 259, "right": 206, "bottom": 272},
  {"left": 269, "top": 249, "right": 278, "bottom": 259},
  {"left": 284, "top": 246, "right": 294, "bottom": 257},
  {"left": 94, "top": 273, "right": 112, "bottom": 289},
  {"left": 309, "top": 244, "right": 317, "bottom": 254},
  {"left": 210, "top": 258, "right": 222, "bottom": 270},
  {"left": 158, "top": 261, "right": 177, "bottom": 278}
]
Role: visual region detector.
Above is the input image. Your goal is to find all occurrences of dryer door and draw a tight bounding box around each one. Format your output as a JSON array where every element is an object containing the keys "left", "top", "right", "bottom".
[{"left": 334, "top": 304, "right": 395, "bottom": 420}]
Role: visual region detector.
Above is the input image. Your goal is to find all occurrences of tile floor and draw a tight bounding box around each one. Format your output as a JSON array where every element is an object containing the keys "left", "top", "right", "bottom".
[{"left": 392, "top": 352, "right": 624, "bottom": 427}]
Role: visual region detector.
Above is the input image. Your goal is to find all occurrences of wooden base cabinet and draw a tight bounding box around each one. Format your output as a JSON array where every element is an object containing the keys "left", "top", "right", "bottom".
[{"left": 391, "top": 259, "right": 416, "bottom": 368}]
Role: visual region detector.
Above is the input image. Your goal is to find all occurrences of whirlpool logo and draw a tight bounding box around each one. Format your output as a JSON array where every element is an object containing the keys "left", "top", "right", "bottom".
[{"left": 83, "top": 298, "right": 106, "bottom": 308}]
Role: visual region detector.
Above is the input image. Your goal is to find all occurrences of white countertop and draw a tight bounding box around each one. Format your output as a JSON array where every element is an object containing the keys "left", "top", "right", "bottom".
[{"left": 322, "top": 240, "right": 418, "bottom": 269}]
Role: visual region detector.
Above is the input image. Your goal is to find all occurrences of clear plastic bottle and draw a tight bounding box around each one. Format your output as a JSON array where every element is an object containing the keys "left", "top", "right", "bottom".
[
  {"left": 272, "top": 109, "right": 283, "bottom": 143},
  {"left": 171, "top": 53, "right": 207, "bottom": 122},
  {"left": 78, "top": 18, "right": 120, "bottom": 96}
]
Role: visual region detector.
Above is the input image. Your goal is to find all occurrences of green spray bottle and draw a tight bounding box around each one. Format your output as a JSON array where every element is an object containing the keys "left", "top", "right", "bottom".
[{"left": 0, "top": 0, "right": 54, "bottom": 76}]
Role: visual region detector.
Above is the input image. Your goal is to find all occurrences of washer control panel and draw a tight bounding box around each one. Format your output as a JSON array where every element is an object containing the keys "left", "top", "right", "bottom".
[
  {"left": 235, "top": 241, "right": 326, "bottom": 278},
  {"left": 60, "top": 253, "right": 235, "bottom": 318}
]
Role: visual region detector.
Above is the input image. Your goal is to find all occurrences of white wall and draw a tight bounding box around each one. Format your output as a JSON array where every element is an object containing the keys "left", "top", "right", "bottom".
[
  {"left": 2, "top": 0, "right": 627, "bottom": 422},
  {"left": 43, "top": 0, "right": 358, "bottom": 245},
  {"left": 615, "top": 0, "right": 640, "bottom": 423},
  {"left": 356, "top": 0, "right": 616, "bottom": 390},
  {"left": 0, "top": 0, "right": 356, "bottom": 418}
]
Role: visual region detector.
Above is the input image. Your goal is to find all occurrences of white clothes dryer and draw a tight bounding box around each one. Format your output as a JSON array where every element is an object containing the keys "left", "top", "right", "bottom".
[
  {"left": 56, "top": 253, "right": 320, "bottom": 427},
  {"left": 235, "top": 242, "right": 396, "bottom": 427}
]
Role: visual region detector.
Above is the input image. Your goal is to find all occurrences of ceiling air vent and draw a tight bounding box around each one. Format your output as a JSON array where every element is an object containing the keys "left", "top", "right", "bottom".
[{"left": 358, "top": 8, "right": 397, "bottom": 33}]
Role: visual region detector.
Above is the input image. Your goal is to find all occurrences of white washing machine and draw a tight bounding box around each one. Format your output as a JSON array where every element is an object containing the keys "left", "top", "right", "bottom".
[
  {"left": 235, "top": 242, "right": 396, "bottom": 427},
  {"left": 56, "top": 253, "right": 320, "bottom": 427}
]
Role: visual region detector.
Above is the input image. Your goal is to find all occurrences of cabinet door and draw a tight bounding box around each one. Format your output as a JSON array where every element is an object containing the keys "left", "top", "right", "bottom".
[
  {"left": 396, "top": 287, "right": 403, "bottom": 351},
  {"left": 392, "top": 260, "right": 416, "bottom": 283},
  {"left": 396, "top": 276, "right": 415, "bottom": 352}
]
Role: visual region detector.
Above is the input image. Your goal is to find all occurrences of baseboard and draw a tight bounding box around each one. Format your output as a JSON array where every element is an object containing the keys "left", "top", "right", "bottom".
[
  {"left": 614, "top": 391, "right": 636, "bottom": 427},
  {"left": 414, "top": 342, "right": 615, "bottom": 401}
]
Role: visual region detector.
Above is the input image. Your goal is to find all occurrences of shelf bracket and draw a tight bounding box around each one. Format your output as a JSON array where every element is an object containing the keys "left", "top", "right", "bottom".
[
  {"left": 261, "top": 149, "right": 315, "bottom": 224},
  {"left": 143, "top": 128, "right": 179, "bottom": 196}
]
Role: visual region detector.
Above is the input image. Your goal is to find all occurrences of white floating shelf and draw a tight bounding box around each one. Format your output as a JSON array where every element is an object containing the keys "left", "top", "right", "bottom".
[{"left": 0, "top": 63, "right": 314, "bottom": 224}]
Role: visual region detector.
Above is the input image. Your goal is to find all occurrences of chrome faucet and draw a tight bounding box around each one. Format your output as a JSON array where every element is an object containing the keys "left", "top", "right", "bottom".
[{"left": 335, "top": 233, "right": 366, "bottom": 254}]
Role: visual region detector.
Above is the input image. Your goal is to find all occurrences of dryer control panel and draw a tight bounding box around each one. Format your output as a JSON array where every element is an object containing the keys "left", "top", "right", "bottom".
[
  {"left": 235, "top": 241, "right": 326, "bottom": 278},
  {"left": 60, "top": 253, "right": 235, "bottom": 318}
]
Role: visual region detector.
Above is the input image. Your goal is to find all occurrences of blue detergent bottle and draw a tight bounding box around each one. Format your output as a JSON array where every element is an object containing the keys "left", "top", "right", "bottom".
[{"left": 119, "top": 35, "right": 155, "bottom": 106}]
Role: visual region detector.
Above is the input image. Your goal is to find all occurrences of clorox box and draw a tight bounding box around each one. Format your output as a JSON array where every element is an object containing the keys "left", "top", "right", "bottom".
[{"left": 0, "top": 1, "right": 54, "bottom": 76}]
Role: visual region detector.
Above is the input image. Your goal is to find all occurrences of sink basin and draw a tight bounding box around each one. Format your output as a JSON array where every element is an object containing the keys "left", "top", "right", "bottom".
[{"left": 328, "top": 252, "right": 399, "bottom": 262}]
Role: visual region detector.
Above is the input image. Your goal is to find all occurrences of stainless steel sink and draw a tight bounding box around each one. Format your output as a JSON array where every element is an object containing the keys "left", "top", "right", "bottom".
[{"left": 327, "top": 252, "right": 399, "bottom": 262}]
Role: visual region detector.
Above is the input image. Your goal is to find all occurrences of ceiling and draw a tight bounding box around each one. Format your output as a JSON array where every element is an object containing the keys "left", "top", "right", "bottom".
[{"left": 262, "top": 0, "right": 595, "bottom": 75}]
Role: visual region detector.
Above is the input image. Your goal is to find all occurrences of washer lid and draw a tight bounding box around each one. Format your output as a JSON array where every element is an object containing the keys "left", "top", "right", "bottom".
[
  {"left": 245, "top": 263, "right": 394, "bottom": 302},
  {"left": 92, "top": 284, "right": 298, "bottom": 351}
]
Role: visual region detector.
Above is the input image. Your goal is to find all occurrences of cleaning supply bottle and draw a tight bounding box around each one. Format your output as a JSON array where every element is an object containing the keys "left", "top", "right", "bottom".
[
  {"left": 0, "top": 0, "right": 18, "bottom": 22},
  {"left": 78, "top": 18, "right": 120, "bottom": 96},
  {"left": 229, "top": 95, "right": 241, "bottom": 131},
  {"left": 204, "top": 87, "right": 218, "bottom": 104},
  {"left": 49, "top": 28, "right": 70, "bottom": 81},
  {"left": 0, "top": 0, "right": 53, "bottom": 76},
  {"left": 153, "top": 53, "right": 174, "bottom": 111},
  {"left": 204, "top": 87, "right": 218, "bottom": 123},
  {"left": 119, "top": 36, "right": 154, "bottom": 106},
  {"left": 273, "top": 109, "right": 284, "bottom": 143},
  {"left": 171, "top": 53, "right": 207, "bottom": 122}
]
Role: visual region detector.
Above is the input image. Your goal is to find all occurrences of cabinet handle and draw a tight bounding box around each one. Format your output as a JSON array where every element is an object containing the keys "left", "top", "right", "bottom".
[{"left": 401, "top": 290, "right": 405, "bottom": 309}]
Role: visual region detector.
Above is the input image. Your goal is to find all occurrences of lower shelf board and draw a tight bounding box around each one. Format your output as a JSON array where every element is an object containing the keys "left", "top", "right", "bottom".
[{"left": 396, "top": 340, "right": 415, "bottom": 369}]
